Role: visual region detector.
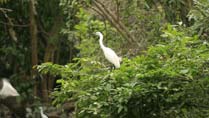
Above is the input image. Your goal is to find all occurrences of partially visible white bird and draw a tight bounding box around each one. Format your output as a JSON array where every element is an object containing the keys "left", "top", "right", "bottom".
[
  {"left": 39, "top": 107, "right": 48, "bottom": 118},
  {"left": 95, "top": 32, "right": 122, "bottom": 68},
  {"left": 0, "top": 79, "right": 20, "bottom": 98}
]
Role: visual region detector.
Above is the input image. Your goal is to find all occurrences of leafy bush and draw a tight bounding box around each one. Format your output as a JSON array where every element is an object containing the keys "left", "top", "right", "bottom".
[{"left": 38, "top": 25, "right": 209, "bottom": 118}]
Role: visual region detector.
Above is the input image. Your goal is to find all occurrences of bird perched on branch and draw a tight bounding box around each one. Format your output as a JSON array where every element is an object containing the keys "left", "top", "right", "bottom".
[
  {"left": 0, "top": 79, "right": 19, "bottom": 98},
  {"left": 95, "top": 32, "right": 122, "bottom": 68}
]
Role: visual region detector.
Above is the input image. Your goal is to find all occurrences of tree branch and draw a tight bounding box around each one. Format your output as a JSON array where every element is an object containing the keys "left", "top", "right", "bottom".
[
  {"left": 0, "top": 8, "right": 18, "bottom": 42},
  {"left": 0, "top": 21, "right": 29, "bottom": 27},
  {"left": 92, "top": 1, "right": 132, "bottom": 43},
  {"left": 93, "top": 0, "right": 141, "bottom": 46}
]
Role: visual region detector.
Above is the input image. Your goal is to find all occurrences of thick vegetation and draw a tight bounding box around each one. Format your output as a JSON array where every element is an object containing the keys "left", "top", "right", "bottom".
[
  {"left": 0, "top": 0, "right": 209, "bottom": 117},
  {"left": 38, "top": 25, "right": 209, "bottom": 117}
]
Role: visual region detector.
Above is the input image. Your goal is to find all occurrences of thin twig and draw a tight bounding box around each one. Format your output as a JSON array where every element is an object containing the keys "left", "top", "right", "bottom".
[
  {"left": 94, "top": 0, "right": 141, "bottom": 46},
  {"left": 115, "top": 0, "right": 120, "bottom": 22},
  {"left": 0, "top": 8, "right": 13, "bottom": 12},
  {"left": 0, "top": 21, "right": 29, "bottom": 27}
]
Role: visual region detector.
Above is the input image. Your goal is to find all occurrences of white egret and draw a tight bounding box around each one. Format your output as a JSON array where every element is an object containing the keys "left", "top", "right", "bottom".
[
  {"left": 95, "top": 32, "right": 121, "bottom": 68},
  {"left": 0, "top": 79, "right": 19, "bottom": 98},
  {"left": 39, "top": 107, "right": 48, "bottom": 118}
]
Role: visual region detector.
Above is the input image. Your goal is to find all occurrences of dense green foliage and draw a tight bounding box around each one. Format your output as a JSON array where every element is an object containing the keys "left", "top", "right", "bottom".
[
  {"left": 38, "top": 25, "right": 209, "bottom": 117},
  {"left": 1, "top": 0, "right": 209, "bottom": 117},
  {"left": 188, "top": 0, "right": 209, "bottom": 40},
  {"left": 37, "top": 0, "right": 209, "bottom": 117}
]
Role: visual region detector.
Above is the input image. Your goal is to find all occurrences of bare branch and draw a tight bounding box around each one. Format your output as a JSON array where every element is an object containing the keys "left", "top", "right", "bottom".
[
  {"left": 93, "top": 0, "right": 141, "bottom": 47},
  {"left": 115, "top": 0, "right": 120, "bottom": 21},
  {"left": 0, "top": 8, "right": 18, "bottom": 42},
  {"left": 0, "top": 21, "right": 29, "bottom": 27}
]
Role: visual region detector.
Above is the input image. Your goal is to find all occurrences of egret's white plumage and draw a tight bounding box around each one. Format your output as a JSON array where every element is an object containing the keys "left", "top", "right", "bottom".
[
  {"left": 95, "top": 32, "right": 121, "bottom": 68},
  {"left": 0, "top": 79, "right": 19, "bottom": 98},
  {"left": 39, "top": 107, "right": 48, "bottom": 118}
]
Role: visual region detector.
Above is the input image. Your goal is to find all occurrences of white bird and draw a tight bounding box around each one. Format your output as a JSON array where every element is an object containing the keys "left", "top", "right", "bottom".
[
  {"left": 95, "top": 32, "right": 122, "bottom": 68},
  {"left": 39, "top": 107, "right": 48, "bottom": 118},
  {"left": 0, "top": 79, "right": 20, "bottom": 98}
]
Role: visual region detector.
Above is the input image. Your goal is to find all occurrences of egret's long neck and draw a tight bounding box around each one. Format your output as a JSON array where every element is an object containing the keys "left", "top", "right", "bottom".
[
  {"left": 99, "top": 33, "right": 105, "bottom": 49},
  {"left": 40, "top": 109, "right": 43, "bottom": 114},
  {"left": 40, "top": 108, "right": 44, "bottom": 115}
]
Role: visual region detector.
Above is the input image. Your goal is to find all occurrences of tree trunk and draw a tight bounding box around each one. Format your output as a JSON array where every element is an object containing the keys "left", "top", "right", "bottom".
[
  {"left": 43, "top": 15, "right": 63, "bottom": 101},
  {"left": 29, "top": 0, "right": 38, "bottom": 96},
  {"left": 43, "top": 44, "right": 55, "bottom": 102}
]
